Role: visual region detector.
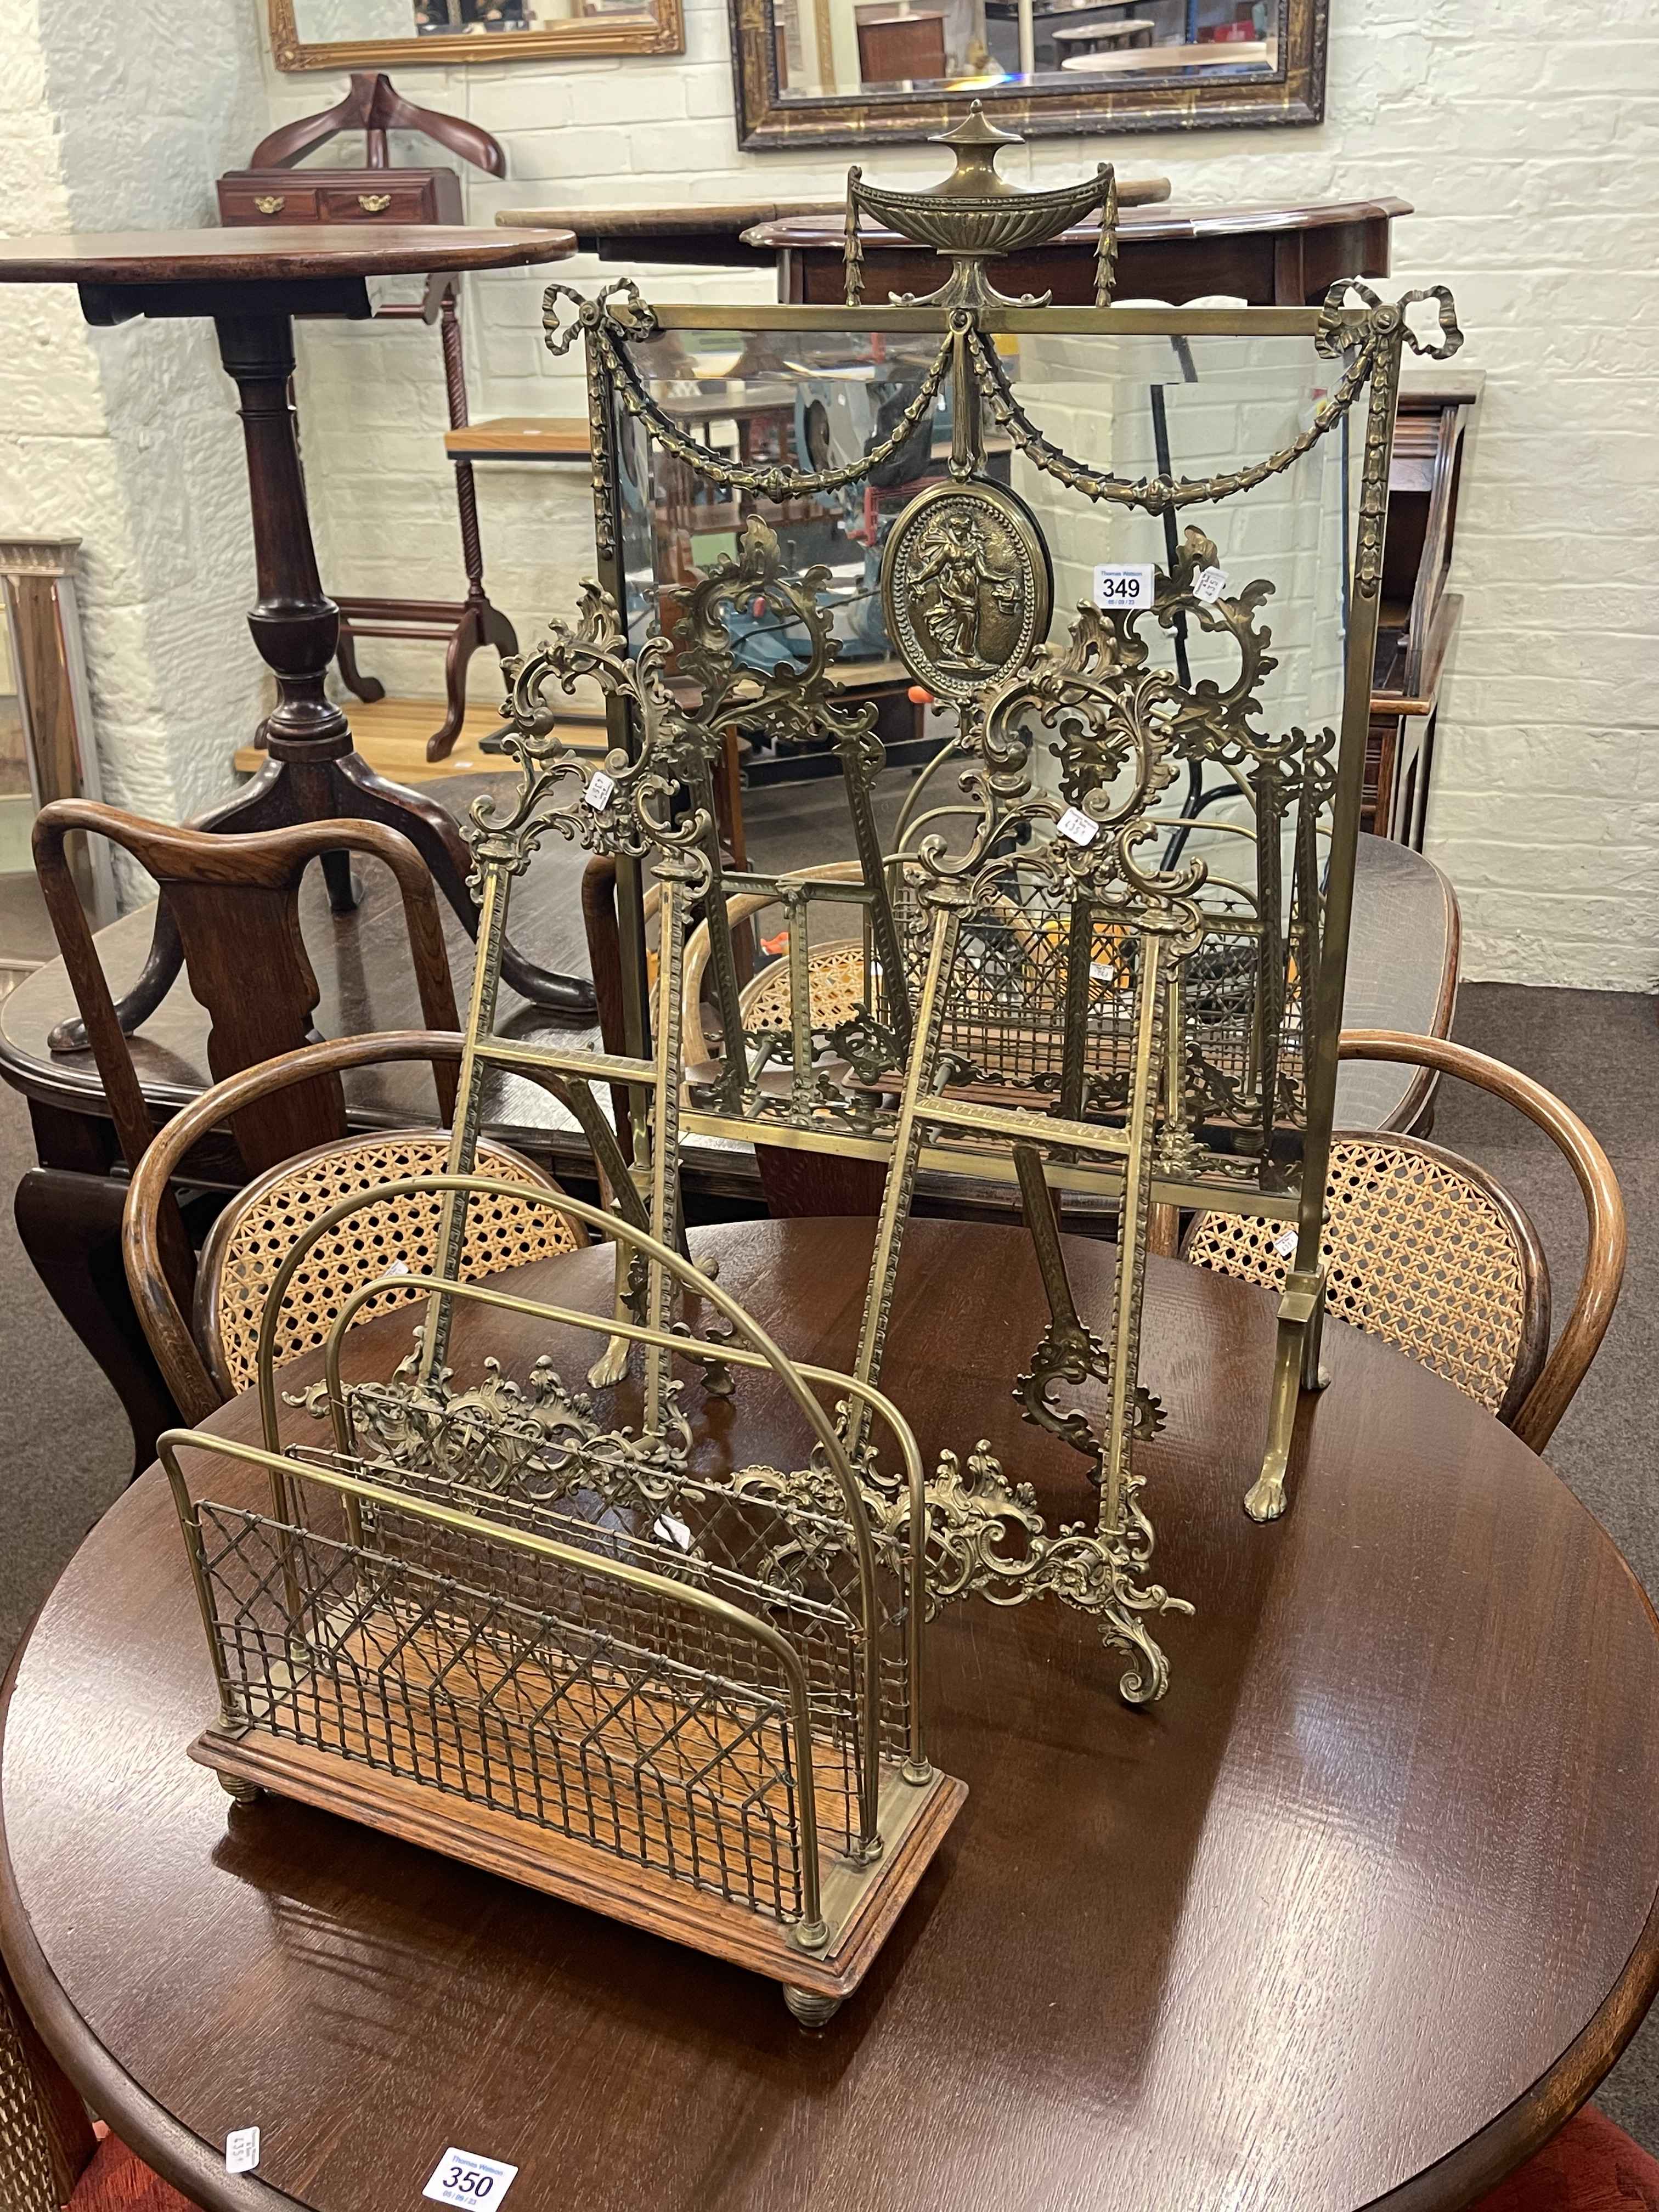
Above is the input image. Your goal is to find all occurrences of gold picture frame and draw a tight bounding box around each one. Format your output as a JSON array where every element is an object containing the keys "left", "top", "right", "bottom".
[
  {"left": 268, "top": 0, "right": 685, "bottom": 70},
  {"left": 729, "top": 0, "right": 1324, "bottom": 152}
]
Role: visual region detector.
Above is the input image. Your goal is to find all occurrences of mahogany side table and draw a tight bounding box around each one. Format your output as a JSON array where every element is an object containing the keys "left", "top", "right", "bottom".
[{"left": 0, "top": 228, "right": 594, "bottom": 1024}]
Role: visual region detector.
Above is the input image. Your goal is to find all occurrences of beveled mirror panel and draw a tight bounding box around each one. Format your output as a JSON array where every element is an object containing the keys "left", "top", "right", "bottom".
[
  {"left": 730, "top": 0, "right": 1324, "bottom": 148},
  {"left": 270, "top": 0, "right": 683, "bottom": 69}
]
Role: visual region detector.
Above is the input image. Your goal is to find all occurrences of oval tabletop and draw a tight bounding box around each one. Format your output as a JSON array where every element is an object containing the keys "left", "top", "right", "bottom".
[
  {"left": 0, "top": 821, "right": 1455, "bottom": 1141},
  {"left": 743, "top": 194, "right": 1413, "bottom": 251},
  {"left": 0, "top": 227, "right": 576, "bottom": 284},
  {"left": 7, "top": 1218, "right": 1656, "bottom": 2212}
]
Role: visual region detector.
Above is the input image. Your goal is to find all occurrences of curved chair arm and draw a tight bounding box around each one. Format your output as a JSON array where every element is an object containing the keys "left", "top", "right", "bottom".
[
  {"left": 124, "top": 1031, "right": 468, "bottom": 1427},
  {"left": 1338, "top": 1029, "right": 1627, "bottom": 1452},
  {"left": 683, "top": 890, "right": 780, "bottom": 1065}
]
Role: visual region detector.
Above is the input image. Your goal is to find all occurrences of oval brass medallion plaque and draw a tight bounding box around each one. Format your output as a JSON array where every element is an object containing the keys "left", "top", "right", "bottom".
[{"left": 881, "top": 477, "right": 1052, "bottom": 702}]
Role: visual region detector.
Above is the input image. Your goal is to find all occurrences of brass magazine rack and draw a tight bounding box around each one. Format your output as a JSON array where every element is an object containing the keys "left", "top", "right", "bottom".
[
  {"left": 529, "top": 115, "right": 1460, "bottom": 1704},
  {"left": 162, "top": 704, "right": 966, "bottom": 2021},
  {"left": 164, "top": 1198, "right": 964, "bottom": 2023}
]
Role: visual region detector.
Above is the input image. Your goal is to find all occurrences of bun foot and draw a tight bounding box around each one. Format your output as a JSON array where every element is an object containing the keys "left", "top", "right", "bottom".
[{"left": 783, "top": 1986, "right": 842, "bottom": 2029}]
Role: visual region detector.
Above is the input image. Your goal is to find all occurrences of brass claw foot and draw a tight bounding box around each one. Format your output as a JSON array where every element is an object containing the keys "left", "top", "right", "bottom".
[
  {"left": 1245, "top": 1266, "right": 1326, "bottom": 1523},
  {"left": 1244, "top": 1465, "right": 1288, "bottom": 1523}
]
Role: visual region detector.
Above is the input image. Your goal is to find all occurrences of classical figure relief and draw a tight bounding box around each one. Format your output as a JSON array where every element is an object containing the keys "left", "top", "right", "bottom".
[{"left": 881, "top": 478, "right": 1052, "bottom": 701}]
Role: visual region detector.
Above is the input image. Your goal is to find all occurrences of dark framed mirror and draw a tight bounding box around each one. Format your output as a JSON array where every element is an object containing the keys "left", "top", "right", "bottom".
[{"left": 729, "top": 0, "right": 1324, "bottom": 149}]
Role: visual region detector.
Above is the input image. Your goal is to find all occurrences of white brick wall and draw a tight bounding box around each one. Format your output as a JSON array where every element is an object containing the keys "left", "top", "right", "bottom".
[
  {"left": 0, "top": 0, "right": 269, "bottom": 850},
  {"left": 252, "top": 0, "right": 1659, "bottom": 987},
  {"left": 7, "top": 0, "right": 1644, "bottom": 981}
]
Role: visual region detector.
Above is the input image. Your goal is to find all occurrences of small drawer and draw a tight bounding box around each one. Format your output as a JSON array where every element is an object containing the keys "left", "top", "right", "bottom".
[
  {"left": 218, "top": 183, "right": 320, "bottom": 224},
  {"left": 318, "top": 181, "right": 437, "bottom": 223}
]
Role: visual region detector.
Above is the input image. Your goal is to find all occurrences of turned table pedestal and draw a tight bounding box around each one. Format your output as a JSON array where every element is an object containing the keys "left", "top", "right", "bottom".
[{"left": 0, "top": 227, "right": 592, "bottom": 1023}]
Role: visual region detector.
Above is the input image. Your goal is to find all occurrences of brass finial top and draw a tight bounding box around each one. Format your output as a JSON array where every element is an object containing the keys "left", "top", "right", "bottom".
[{"left": 927, "top": 101, "right": 1026, "bottom": 200}]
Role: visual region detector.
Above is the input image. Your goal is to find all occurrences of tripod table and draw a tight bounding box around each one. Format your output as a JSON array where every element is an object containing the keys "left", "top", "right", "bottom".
[{"left": 0, "top": 226, "right": 594, "bottom": 1024}]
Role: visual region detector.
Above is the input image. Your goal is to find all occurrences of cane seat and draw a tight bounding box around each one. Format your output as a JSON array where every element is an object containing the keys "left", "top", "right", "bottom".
[
  {"left": 198, "top": 1130, "right": 585, "bottom": 1396},
  {"left": 1183, "top": 1030, "right": 1625, "bottom": 1447},
  {"left": 1183, "top": 1130, "right": 1545, "bottom": 1419}
]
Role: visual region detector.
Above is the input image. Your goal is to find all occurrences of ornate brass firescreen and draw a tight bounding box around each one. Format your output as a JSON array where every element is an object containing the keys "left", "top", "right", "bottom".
[{"left": 493, "top": 123, "right": 1460, "bottom": 1700}]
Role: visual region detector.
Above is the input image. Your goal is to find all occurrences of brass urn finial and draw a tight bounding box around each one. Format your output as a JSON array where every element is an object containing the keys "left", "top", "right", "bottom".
[
  {"left": 843, "top": 105, "right": 1119, "bottom": 315},
  {"left": 928, "top": 101, "right": 1024, "bottom": 200}
]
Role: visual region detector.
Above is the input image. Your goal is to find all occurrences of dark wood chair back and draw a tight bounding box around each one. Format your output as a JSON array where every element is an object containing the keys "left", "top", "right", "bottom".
[{"left": 33, "top": 804, "right": 460, "bottom": 1181}]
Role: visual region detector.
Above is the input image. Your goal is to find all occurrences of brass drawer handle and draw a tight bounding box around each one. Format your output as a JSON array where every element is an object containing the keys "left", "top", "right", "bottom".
[
  {"left": 358, "top": 193, "right": 393, "bottom": 213},
  {"left": 253, "top": 195, "right": 285, "bottom": 216}
]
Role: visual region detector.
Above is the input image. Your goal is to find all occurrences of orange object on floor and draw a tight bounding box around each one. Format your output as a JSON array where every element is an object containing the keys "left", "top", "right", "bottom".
[
  {"left": 69, "top": 2124, "right": 194, "bottom": 2211},
  {"left": 1471, "top": 2105, "right": 1659, "bottom": 2209}
]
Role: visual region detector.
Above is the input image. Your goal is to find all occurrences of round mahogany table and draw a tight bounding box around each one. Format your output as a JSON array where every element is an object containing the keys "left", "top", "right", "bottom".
[{"left": 4, "top": 1218, "right": 1658, "bottom": 2212}]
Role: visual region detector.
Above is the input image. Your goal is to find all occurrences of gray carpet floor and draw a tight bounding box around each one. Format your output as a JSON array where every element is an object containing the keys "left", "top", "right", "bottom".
[{"left": 2, "top": 974, "right": 1656, "bottom": 2147}]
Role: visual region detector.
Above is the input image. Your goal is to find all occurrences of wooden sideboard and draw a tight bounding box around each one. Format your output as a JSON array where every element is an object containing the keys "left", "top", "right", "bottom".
[
  {"left": 747, "top": 195, "right": 1411, "bottom": 307},
  {"left": 1366, "top": 373, "right": 1482, "bottom": 847}
]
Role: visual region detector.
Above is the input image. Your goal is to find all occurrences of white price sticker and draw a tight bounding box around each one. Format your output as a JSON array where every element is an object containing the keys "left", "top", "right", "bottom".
[
  {"left": 424, "top": 2150, "right": 519, "bottom": 2209},
  {"left": 1193, "top": 565, "right": 1229, "bottom": 604},
  {"left": 652, "top": 1513, "right": 693, "bottom": 1551},
  {"left": 1273, "top": 1226, "right": 1299, "bottom": 1259},
  {"left": 1092, "top": 562, "right": 1154, "bottom": 611},
  {"left": 585, "top": 770, "right": 615, "bottom": 812},
  {"left": 1056, "top": 805, "right": 1100, "bottom": 848},
  {"left": 225, "top": 2128, "right": 261, "bottom": 2176}
]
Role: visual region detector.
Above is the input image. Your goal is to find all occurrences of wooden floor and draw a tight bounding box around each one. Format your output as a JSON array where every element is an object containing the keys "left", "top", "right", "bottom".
[{"left": 233, "top": 695, "right": 608, "bottom": 786}]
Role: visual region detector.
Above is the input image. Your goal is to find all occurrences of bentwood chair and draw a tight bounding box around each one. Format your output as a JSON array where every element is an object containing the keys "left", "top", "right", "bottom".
[
  {"left": 1183, "top": 1029, "right": 1626, "bottom": 1449},
  {"left": 118, "top": 1032, "right": 586, "bottom": 1428}
]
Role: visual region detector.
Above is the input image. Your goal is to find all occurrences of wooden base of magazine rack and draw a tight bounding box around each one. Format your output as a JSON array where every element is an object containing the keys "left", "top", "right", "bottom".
[{"left": 191, "top": 1728, "right": 965, "bottom": 2025}]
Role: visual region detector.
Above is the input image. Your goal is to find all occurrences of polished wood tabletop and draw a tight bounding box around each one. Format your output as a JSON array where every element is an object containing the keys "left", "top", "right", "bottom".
[
  {"left": 0, "top": 804, "right": 1458, "bottom": 1161},
  {"left": 0, "top": 227, "right": 577, "bottom": 285},
  {"left": 4, "top": 1217, "right": 1656, "bottom": 2212}
]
